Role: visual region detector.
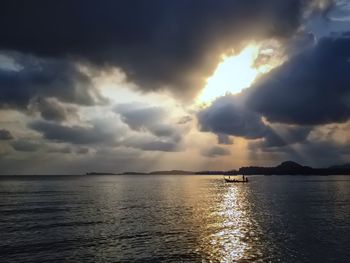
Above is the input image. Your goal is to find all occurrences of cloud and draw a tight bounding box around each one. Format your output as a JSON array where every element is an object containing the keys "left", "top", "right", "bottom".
[
  {"left": 247, "top": 124, "right": 312, "bottom": 163},
  {"left": 0, "top": 54, "right": 106, "bottom": 110},
  {"left": 197, "top": 33, "right": 350, "bottom": 162},
  {"left": 115, "top": 103, "right": 186, "bottom": 152},
  {"left": 77, "top": 147, "right": 90, "bottom": 154},
  {"left": 115, "top": 103, "right": 166, "bottom": 131},
  {"left": 177, "top": 116, "right": 192, "bottom": 125},
  {"left": 28, "top": 117, "right": 181, "bottom": 152},
  {"left": 263, "top": 125, "right": 312, "bottom": 147},
  {"left": 202, "top": 146, "right": 231, "bottom": 158},
  {"left": 0, "top": 129, "right": 13, "bottom": 140},
  {"left": 247, "top": 34, "right": 350, "bottom": 125},
  {"left": 11, "top": 139, "right": 40, "bottom": 152},
  {"left": 150, "top": 124, "right": 178, "bottom": 138},
  {"left": 217, "top": 134, "right": 234, "bottom": 145},
  {"left": 197, "top": 95, "right": 268, "bottom": 139},
  {"left": 197, "top": 96, "right": 312, "bottom": 150},
  {"left": 124, "top": 136, "right": 179, "bottom": 152},
  {"left": 115, "top": 103, "right": 183, "bottom": 141},
  {"left": 47, "top": 146, "right": 72, "bottom": 154},
  {"left": 32, "top": 97, "right": 79, "bottom": 122},
  {"left": 252, "top": 138, "right": 350, "bottom": 167},
  {"left": 0, "top": 144, "right": 11, "bottom": 158},
  {"left": 29, "top": 120, "right": 118, "bottom": 145},
  {"left": 0, "top": 0, "right": 346, "bottom": 172},
  {"left": 46, "top": 145, "right": 89, "bottom": 155},
  {"left": 0, "top": 0, "right": 327, "bottom": 98},
  {"left": 247, "top": 120, "right": 350, "bottom": 166}
]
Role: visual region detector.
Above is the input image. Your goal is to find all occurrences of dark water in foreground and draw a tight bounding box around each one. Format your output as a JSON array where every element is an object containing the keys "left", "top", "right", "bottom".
[{"left": 0, "top": 175, "right": 349, "bottom": 263}]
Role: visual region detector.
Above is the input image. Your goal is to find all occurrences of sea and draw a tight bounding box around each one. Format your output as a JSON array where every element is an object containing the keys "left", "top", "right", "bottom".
[{"left": 0, "top": 175, "right": 349, "bottom": 263}]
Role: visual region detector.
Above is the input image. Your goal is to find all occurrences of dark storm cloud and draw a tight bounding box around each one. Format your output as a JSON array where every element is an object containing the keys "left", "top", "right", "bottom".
[
  {"left": 251, "top": 138, "right": 350, "bottom": 167},
  {"left": 115, "top": 104, "right": 166, "bottom": 131},
  {"left": 217, "top": 134, "right": 234, "bottom": 145},
  {"left": 33, "top": 98, "right": 78, "bottom": 122},
  {"left": 0, "top": 0, "right": 321, "bottom": 97},
  {"left": 247, "top": 35, "right": 350, "bottom": 125},
  {"left": 198, "top": 33, "right": 350, "bottom": 159},
  {"left": 115, "top": 103, "right": 186, "bottom": 152},
  {"left": 177, "top": 116, "right": 192, "bottom": 125},
  {"left": 77, "top": 147, "right": 90, "bottom": 154},
  {"left": 29, "top": 120, "right": 117, "bottom": 145},
  {"left": 47, "top": 146, "right": 72, "bottom": 154},
  {"left": 11, "top": 139, "right": 40, "bottom": 152},
  {"left": 0, "top": 54, "right": 106, "bottom": 110},
  {"left": 115, "top": 103, "right": 182, "bottom": 141},
  {"left": 28, "top": 118, "right": 180, "bottom": 152},
  {"left": 202, "top": 146, "right": 231, "bottom": 158},
  {"left": 150, "top": 125, "right": 178, "bottom": 138},
  {"left": 46, "top": 145, "right": 89, "bottom": 154},
  {"left": 304, "top": 140, "right": 350, "bottom": 161},
  {"left": 124, "top": 137, "right": 178, "bottom": 152},
  {"left": 197, "top": 96, "right": 312, "bottom": 149},
  {"left": 0, "top": 129, "right": 13, "bottom": 140},
  {"left": 197, "top": 96, "right": 311, "bottom": 149},
  {"left": 197, "top": 95, "right": 268, "bottom": 139},
  {"left": 246, "top": 125, "right": 312, "bottom": 164},
  {"left": 263, "top": 125, "right": 312, "bottom": 147}
]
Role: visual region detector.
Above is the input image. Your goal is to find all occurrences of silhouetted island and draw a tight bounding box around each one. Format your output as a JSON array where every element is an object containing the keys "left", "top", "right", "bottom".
[
  {"left": 88, "top": 161, "right": 350, "bottom": 176},
  {"left": 121, "top": 170, "right": 193, "bottom": 175},
  {"left": 220, "top": 161, "right": 350, "bottom": 175},
  {"left": 86, "top": 172, "right": 117, "bottom": 175}
]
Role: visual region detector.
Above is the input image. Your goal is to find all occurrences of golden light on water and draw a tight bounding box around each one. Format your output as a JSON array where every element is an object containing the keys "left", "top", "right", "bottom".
[
  {"left": 208, "top": 183, "right": 256, "bottom": 261},
  {"left": 192, "top": 177, "right": 264, "bottom": 262},
  {"left": 197, "top": 44, "right": 274, "bottom": 103}
]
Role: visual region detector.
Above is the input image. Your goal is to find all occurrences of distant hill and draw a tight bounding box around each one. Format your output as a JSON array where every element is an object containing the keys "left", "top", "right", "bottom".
[
  {"left": 89, "top": 161, "right": 350, "bottom": 176},
  {"left": 232, "top": 161, "right": 350, "bottom": 175},
  {"left": 276, "top": 161, "right": 307, "bottom": 170}
]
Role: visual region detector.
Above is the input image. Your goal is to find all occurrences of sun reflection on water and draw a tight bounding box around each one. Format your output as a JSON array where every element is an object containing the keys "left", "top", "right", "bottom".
[
  {"left": 213, "top": 185, "right": 249, "bottom": 261},
  {"left": 196, "top": 180, "right": 263, "bottom": 262}
]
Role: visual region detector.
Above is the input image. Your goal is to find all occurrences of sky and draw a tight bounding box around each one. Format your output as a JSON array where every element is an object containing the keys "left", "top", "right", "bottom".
[{"left": 1, "top": 0, "right": 350, "bottom": 174}]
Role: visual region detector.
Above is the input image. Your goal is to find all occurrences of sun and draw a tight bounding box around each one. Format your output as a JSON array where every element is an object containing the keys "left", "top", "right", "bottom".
[{"left": 198, "top": 45, "right": 266, "bottom": 103}]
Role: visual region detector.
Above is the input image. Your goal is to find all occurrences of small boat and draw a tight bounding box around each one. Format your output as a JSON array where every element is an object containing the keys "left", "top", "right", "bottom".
[{"left": 224, "top": 175, "right": 249, "bottom": 183}]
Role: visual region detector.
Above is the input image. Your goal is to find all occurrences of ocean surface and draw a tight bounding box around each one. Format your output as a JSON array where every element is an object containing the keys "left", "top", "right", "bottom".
[{"left": 0, "top": 175, "right": 349, "bottom": 263}]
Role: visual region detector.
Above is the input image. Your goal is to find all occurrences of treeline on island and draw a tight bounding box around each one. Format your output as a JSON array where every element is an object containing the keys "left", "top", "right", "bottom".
[
  {"left": 87, "top": 161, "right": 350, "bottom": 176},
  {"left": 197, "top": 161, "right": 350, "bottom": 175}
]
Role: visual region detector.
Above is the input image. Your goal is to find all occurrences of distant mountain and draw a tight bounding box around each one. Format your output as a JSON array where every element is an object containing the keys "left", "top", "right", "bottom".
[
  {"left": 276, "top": 161, "right": 306, "bottom": 169},
  {"left": 91, "top": 161, "right": 350, "bottom": 176},
  {"left": 230, "top": 161, "right": 350, "bottom": 175}
]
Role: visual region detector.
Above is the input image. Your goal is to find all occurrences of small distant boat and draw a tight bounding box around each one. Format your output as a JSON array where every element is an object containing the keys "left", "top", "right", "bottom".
[{"left": 224, "top": 175, "right": 249, "bottom": 183}]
